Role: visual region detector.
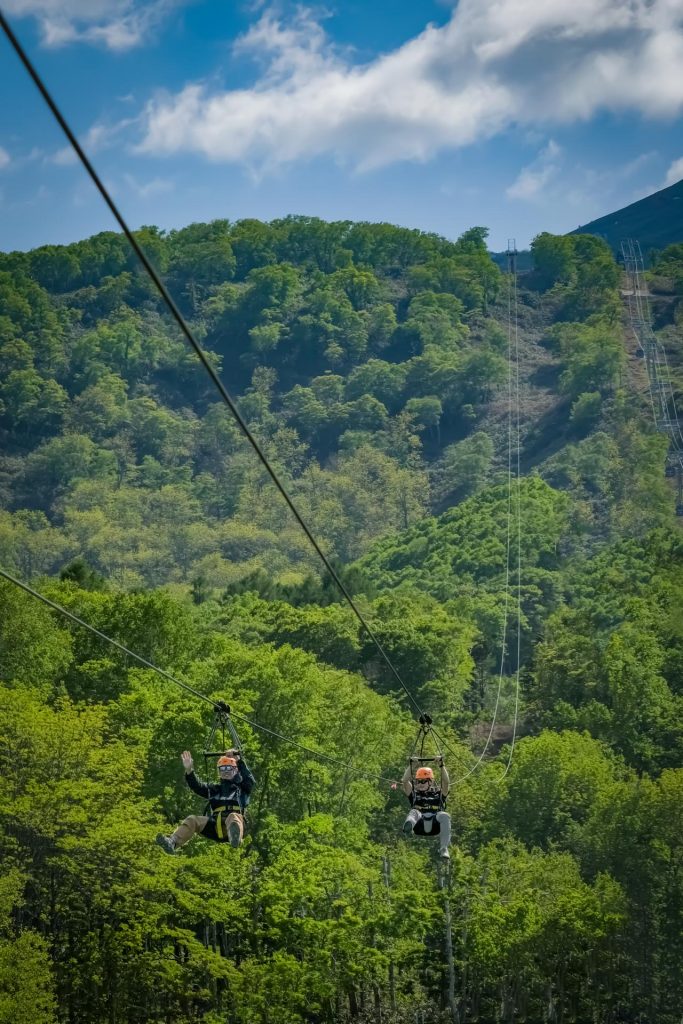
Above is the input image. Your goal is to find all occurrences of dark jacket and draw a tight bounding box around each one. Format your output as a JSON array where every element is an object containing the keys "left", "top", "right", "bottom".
[
  {"left": 185, "top": 761, "right": 255, "bottom": 815},
  {"left": 408, "top": 784, "right": 445, "bottom": 815}
]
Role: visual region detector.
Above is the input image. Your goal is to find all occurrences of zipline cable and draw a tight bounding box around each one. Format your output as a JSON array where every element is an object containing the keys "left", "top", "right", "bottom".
[
  {"left": 0, "top": 567, "right": 216, "bottom": 710},
  {"left": 452, "top": 242, "right": 519, "bottom": 785},
  {"left": 0, "top": 566, "right": 399, "bottom": 786},
  {"left": 228, "top": 711, "right": 396, "bottom": 784},
  {"left": 632, "top": 241, "right": 683, "bottom": 450},
  {"left": 499, "top": 243, "right": 522, "bottom": 780},
  {"left": 0, "top": 10, "right": 427, "bottom": 721}
]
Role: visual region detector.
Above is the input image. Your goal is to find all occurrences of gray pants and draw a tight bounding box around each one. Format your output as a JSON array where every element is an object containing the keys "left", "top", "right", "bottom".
[{"left": 403, "top": 808, "right": 451, "bottom": 853}]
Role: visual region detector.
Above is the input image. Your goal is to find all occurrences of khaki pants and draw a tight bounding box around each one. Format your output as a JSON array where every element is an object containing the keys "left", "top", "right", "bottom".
[{"left": 171, "top": 812, "right": 244, "bottom": 848}]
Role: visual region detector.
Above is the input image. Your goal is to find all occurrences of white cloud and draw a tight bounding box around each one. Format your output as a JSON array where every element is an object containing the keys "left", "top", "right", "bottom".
[
  {"left": 47, "top": 118, "right": 138, "bottom": 164},
  {"left": 136, "top": 0, "right": 683, "bottom": 173},
  {"left": 663, "top": 156, "right": 683, "bottom": 187},
  {"left": 123, "top": 172, "right": 174, "bottom": 197},
  {"left": 508, "top": 146, "right": 661, "bottom": 218},
  {"left": 2, "top": 0, "right": 186, "bottom": 51},
  {"left": 620, "top": 151, "right": 658, "bottom": 178},
  {"left": 50, "top": 146, "right": 78, "bottom": 166},
  {"left": 507, "top": 140, "right": 562, "bottom": 200},
  {"left": 0, "top": 147, "right": 11, "bottom": 169}
]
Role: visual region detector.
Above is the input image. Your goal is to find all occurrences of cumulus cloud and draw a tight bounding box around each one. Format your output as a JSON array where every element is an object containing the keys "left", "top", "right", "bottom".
[
  {"left": 50, "top": 146, "right": 78, "bottom": 166},
  {"left": 2, "top": 0, "right": 185, "bottom": 51},
  {"left": 135, "top": 0, "right": 683, "bottom": 172},
  {"left": 663, "top": 156, "right": 683, "bottom": 187},
  {"left": 47, "top": 118, "right": 138, "bottom": 164},
  {"left": 0, "top": 147, "right": 11, "bottom": 169},
  {"left": 123, "top": 172, "right": 174, "bottom": 197},
  {"left": 507, "top": 140, "right": 562, "bottom": 200}
]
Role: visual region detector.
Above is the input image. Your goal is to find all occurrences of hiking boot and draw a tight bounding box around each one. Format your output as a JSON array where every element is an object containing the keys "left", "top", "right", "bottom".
[
  {"left": 155, "top": 834, "right": 177, "bottom": 855},
  {"left": 227, "top": 820, "right": 242, "bottom": 848},
  {"left": 402, "top": 818, "right": 414, "bottom": 835},
  {"left": 440, "top": 847, "right": 450, "bottom": 861}
]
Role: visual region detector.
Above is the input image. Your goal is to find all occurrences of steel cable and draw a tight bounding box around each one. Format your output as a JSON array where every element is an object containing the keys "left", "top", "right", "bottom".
[
  {"left": 0, "top": 9, "right": 427, "bottom": 720},
  {"left": 0, "top": 567, "right": 399, "bottom": 786}
]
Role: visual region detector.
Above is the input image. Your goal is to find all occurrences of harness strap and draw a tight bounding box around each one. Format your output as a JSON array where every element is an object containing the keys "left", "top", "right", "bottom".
[{"left": 212, "top": 804, "right": 241, "bottom": 840}]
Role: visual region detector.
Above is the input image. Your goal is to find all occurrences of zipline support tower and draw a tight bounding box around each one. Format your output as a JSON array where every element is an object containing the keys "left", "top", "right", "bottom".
[{"left": 621, "top": 238, "right": 683, "bottom": 515}]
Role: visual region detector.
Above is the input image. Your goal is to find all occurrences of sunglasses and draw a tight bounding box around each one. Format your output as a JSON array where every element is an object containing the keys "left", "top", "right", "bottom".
[{"left": 218, "top": 764, "right": 237, "bottom": 773}]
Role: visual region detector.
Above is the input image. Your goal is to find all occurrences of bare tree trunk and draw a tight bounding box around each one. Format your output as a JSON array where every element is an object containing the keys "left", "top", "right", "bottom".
[{"left": 444, "top": 889, "right": 457, "bottom": 1022}]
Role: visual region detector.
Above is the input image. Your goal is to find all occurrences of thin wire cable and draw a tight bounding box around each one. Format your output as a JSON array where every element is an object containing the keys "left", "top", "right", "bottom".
[
  {"left": 0, "top": 567, "right": 219, "bottom": 710},
  {"left": 228, "top": 710, "right": 396, "bottom": 783},
  {"left": 0, "top": 10, "right": 425, "bottom": 721},
  {"left": 630, "top": 241, "right": 683, "bottom": 450},
  {"left": 452, "top": 243, "right": 517, "bottom": 785},
  {"left": 428, "top": 722, "right": 470, "bottom": 769},
  {"left": 620, "top": 241, "right": 658, "bottom": 427},
  {"left": 499, "top": 244, "right": 522, "bottom": 780},
  {"left": 656, "top": 339, "right": 683, "bottom": 450},
  {"left": 625, "top": 239, "right": 683, "bottom": 480},
  {"left": 0, "top": 567, "right": 399, "bottom": 786},
  {"left": 633, "top": 241, "right": 683, "bottom": 449},
  {"left": 628, "top": 240, "right": 683, "bottom": 450}
]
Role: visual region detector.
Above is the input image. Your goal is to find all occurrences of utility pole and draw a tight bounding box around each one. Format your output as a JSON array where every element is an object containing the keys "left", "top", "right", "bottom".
[
  {"left": 382, "top": 856, "right": 397, "bottom": 1013},
  {"left": 441, "top": 860, "right": 458, "bottom": 1023}
]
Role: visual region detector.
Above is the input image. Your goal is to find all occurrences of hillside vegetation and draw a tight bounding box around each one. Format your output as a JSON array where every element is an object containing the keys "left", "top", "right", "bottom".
[{"left": 1, "top": 215, "right": 682, "bottom": 1024}]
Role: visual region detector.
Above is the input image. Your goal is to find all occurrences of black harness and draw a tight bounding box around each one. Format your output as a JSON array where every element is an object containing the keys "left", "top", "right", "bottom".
[
  {"left": 406, "top": 714, "right": 446, "bottom": 838},
  {"left": 411, "top": 786, "right": 445, "bottom": 816},
  {"left": 200, "top": 701, "right": 248, "bottom": 842}
]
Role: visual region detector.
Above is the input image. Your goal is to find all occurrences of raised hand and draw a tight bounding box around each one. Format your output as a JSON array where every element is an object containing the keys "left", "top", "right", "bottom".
[{"left": 181, "top": 750, "right": 194, "bottom": 773}]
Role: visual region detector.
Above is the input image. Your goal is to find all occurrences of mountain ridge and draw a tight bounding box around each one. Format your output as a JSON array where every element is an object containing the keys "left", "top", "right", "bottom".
[{"left": 569, "top": 177, "right": 683, "bottom": 255}]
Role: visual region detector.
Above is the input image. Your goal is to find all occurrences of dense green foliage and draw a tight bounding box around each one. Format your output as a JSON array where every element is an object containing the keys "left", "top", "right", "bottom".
[
  {"left": 0, "top": 218, "right": 510, "bottom": 588},
  {"left": 1, "top": 216, "right": 682, "bottom": 1022}
]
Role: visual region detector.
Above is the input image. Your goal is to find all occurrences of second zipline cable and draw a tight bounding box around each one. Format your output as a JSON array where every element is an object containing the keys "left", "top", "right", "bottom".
[{"left": 0, "top": 567, "right": 399, "bottom": 786}]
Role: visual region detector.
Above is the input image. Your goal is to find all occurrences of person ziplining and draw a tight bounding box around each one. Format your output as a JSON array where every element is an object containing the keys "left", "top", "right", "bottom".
[
  {"left": 0, "top": 13, "right": 524, "bottom": 870},
  {"left": 401, "top": 715, "right": 451, "bottom": 860},
  {"left": 402, "top": 758, "right": 451, "bottom": 859},
  {"left": 155, "top": 748, "right": 255, "bottom": 854}
]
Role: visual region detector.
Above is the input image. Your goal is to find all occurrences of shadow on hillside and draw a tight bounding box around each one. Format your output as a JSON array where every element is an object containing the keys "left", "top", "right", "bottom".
[
  {"left": 527, "top": 362, "right": 562, "bottom": 389},
  {"left": 522, "top": 396, "right": 573, "bottom": 470}
]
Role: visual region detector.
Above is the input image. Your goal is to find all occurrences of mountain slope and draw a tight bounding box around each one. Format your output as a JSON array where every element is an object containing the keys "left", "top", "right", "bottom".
[{"left": 570, "top": 178, "right": 683, "bottom": 255}]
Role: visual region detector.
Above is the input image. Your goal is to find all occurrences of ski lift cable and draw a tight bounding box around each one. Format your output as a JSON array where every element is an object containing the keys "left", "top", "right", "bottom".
[
  {"left": 0, "top": 567, "right": 400, "bottom": 786},
  {"left": 0, "top": 11, "right": 428, "bottom": 722}
]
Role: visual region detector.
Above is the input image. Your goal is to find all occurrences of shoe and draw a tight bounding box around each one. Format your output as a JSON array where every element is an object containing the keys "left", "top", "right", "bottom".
[
  {"left": 155, "top": 834, "right": 176, "bottom": 855},
  {"left": 227, "top": 820, "right": 242, "bottom": 848},
  {"left": 440, "top": 848, "right": 450, "bottom": 860},
  {"left": 402, "top": 819, "right": 414, "bottom": 835}
]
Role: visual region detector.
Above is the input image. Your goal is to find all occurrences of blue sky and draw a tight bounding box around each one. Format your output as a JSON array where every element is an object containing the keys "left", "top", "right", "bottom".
[{"left": 1, "top": 0, "right": 683, "bottom": 254}]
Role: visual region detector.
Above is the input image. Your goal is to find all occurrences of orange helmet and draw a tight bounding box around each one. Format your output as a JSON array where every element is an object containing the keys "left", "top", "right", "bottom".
[
  {"left": 217, "top": 756, "right": 237, "bottom": 768},
  {"left": 415, "top": 766, "right": 434, "bottom": 781}
]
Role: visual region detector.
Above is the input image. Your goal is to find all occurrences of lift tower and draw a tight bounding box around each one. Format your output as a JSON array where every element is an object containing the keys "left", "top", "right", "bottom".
[{"left": 621, "top": 238, "right": 683, "bottom": 514}]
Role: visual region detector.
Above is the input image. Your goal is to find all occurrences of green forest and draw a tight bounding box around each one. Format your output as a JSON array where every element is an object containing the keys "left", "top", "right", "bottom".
[{"left": 1, "top": 215, "right": 682, "bottom": 1024}]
